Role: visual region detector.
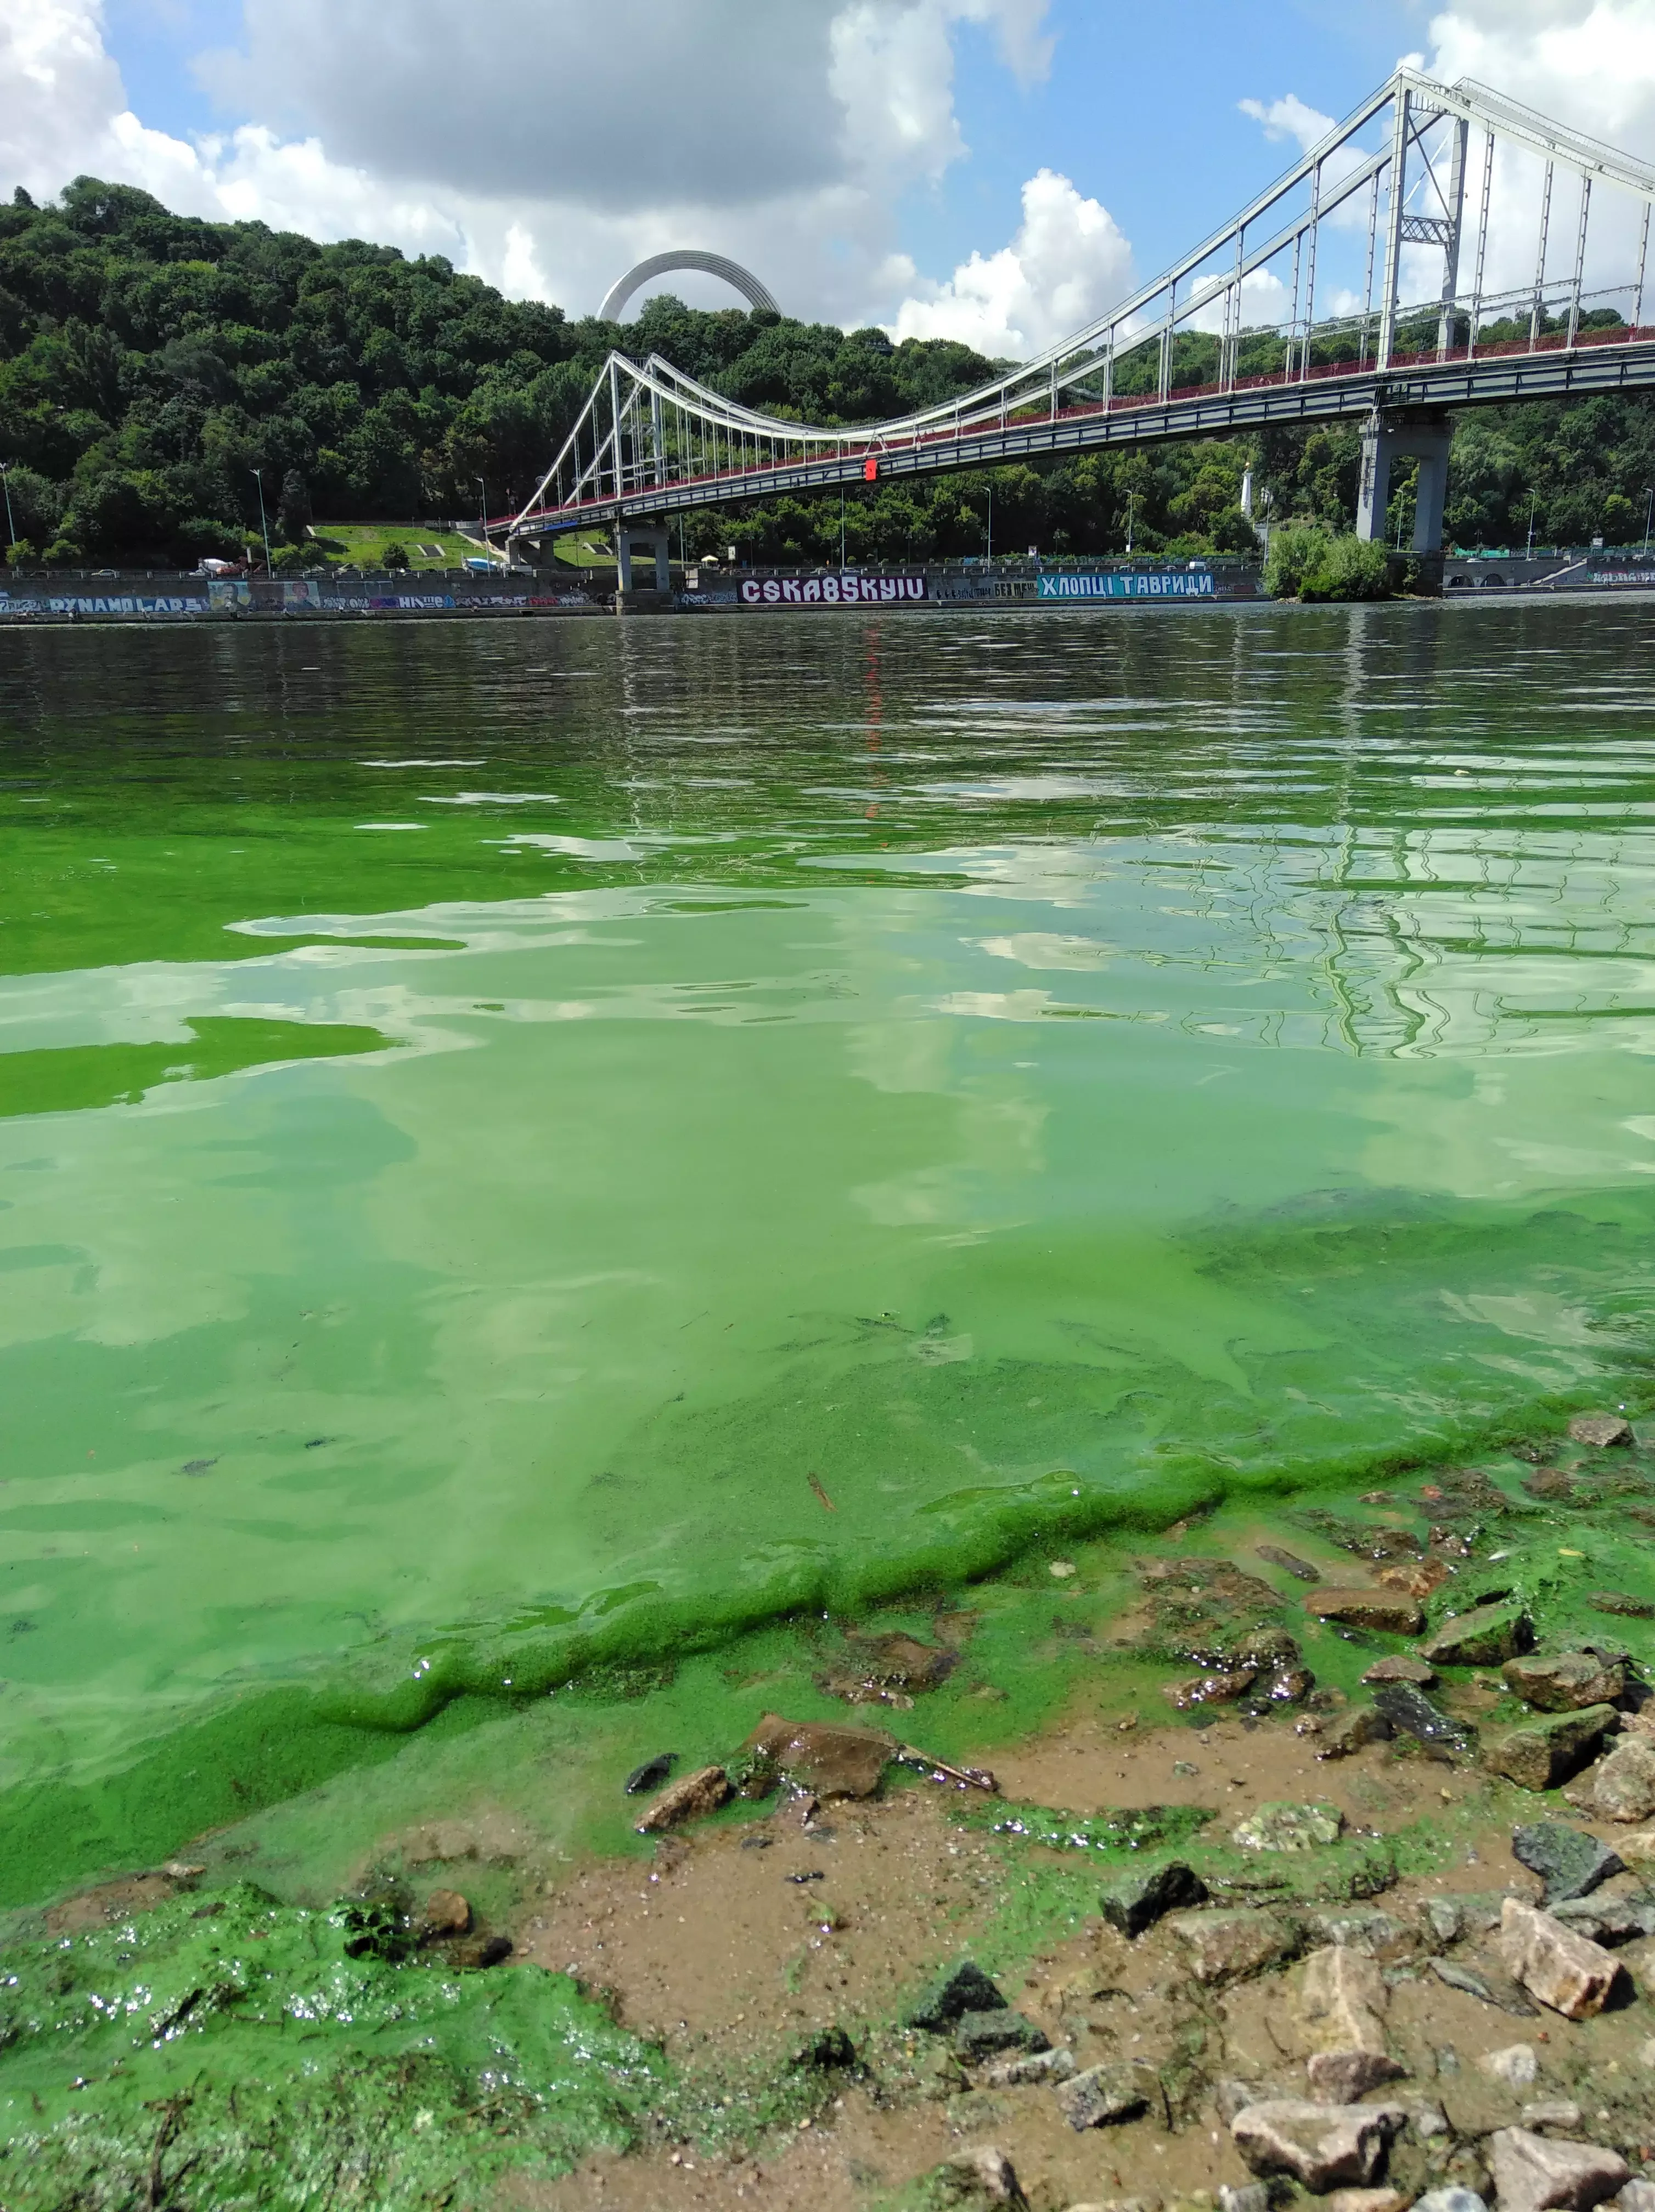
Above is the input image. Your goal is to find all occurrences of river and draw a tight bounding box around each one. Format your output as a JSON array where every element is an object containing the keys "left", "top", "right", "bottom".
[{"left": 2, "top": 599, "right": 1654, "bottom": 1894}]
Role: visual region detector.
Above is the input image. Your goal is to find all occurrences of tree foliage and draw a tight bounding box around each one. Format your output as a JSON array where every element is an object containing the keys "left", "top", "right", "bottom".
[
  {"left": 3, "top": 177, "right": 1653, "bottom": 567},
  {"left": 1264, "top": 524, "right": 1392, "bottom": 601}
]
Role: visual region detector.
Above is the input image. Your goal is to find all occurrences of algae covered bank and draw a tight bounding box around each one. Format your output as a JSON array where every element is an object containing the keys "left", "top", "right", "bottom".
[{"left": 2, "top": 601, "right": 1654, "bottom": 2205}]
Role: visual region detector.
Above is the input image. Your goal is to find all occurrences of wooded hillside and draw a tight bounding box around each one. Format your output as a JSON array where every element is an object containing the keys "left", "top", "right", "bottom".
[{"left": 2, "top": 176, "right": 1652, "bottom": 567}]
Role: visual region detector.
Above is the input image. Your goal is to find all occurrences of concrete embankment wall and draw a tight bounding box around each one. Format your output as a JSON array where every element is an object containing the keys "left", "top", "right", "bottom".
[
  {"left": 7, "top": 555, "right": 1651, "bottom": 625},
  {"left": 0, "top": 564, "right": 1263, "bottom": 624}
]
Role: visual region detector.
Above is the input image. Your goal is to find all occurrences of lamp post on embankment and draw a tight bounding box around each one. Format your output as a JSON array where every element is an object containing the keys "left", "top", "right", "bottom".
[
  {"left": 0, "top": 461, "right": 16, "bottom": 557},
  {"left": 249, "top": 467, "right": 272, "bottom": 575}
]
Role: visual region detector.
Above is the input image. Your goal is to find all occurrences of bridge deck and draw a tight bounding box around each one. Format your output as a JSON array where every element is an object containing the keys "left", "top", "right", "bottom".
[{"left": 507, "top": 330, "right": 1655, "bottom": 537}]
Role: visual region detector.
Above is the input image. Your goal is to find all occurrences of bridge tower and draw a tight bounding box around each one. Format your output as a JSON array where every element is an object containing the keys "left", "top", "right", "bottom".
[{"left": 1355, "top": 410, "right": 1454, "bottom": 554}]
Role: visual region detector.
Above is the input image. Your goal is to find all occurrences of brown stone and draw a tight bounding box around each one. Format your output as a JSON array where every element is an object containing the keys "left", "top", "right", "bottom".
[
  {"left": 1055, "top": 2061, "right": 1156, "bottom": 2130},
  {"left": 44, "top": 1873, "right": 180, "bottom": 1934},
  {"left": 930, "top": 2147, "right": 1029, "bottom": 2207},
  {"left": 818, "top": 1632, "right": 958, "bottom": 1706},
  {"left": 1500, "top": 1898, "right": 1623, "bottom": 2019},
  {"left": 739, "top": 1714, "right": 893, "bottom": 1797},
  {"left": 1231, "top": 2100, "right": 1405, "bottom": 2191},
  {"left": 1162, "top": 1666, "right": 1257, "bottom": 1710},
  {"left": 1568, "top": 1414, "right": 1633, "bottom": 1449},
  {"left": 1593, "top": 1736, "right": 1655, "bottom": 1822},
  {"left": 421, "top": 1888, "right": 471, "bottom": 1936},
  {"left": 1306, "top": 2050, "right": 1407, "bottom": 2100},
  {"left": 1326, "top": 2192, "right": 1405, "bottom": 2212},
  {"left": 1308, "top": 1590, "right": 1425, "bottom": 1634},
  {"left": 1295, "top": 1945, "right": 1388, "bottom": 2055},
  {"left": 1167, "top": 1908, "right": 1300, "bottom": 1985},
  {"left": 1589, "top": 1590, "right": 1655, "bottom": 1620},
  {"left": 1487, "top": 2127, "right": 1630, "bottom": 2212},
  {"left": 1363, "top": 1654, "right": 1437, "bottom": 1685},
  {"left": 1483, "top": 1705, "right": 1618, "bottom": 1791},
  {"left": 633, "top": 1764, "right": 733, "bottom": 1833},
  {"left": 1316, "top": 1705, "right": 1394, "bottom": 1760},
  {"left": 1296, "top": 1942, "right": 1405, "bottom": 2099},
  {"left": 1504, "top": 1651, "right": 1626, "bottom": 1712},
  {"left": 1376, "top": 1557, "right": 1450, "bottom": 1598},
  {"left": 1257, "top": 1544, "right": 1321, "bottom": 1582}
]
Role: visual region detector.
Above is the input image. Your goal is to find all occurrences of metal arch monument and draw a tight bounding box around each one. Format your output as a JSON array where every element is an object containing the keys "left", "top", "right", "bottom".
[
  {"left": 506, "top": 70, "right": 1655, "bottom": 565},
  {"left": 598, "top": 251, "right": 780, "bottom": 324}
]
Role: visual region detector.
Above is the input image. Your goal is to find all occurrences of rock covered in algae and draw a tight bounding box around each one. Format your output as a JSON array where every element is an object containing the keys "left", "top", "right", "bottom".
[
  {"left": 1503, "top": 1651, "right": 1625, "bottom": 1711},
  {"left": 1056, "top": 2059, "right": 1156, "bottom": 2130},
  {"left": 908, "top": 1959, "right": 1006, "bottom": 2031},
  {"left": 1511, "top": 1821, "right": 1625, "bottom": 1904},
  {"left": 1230, "top": 1799, "right": 1344, "bottom": 1853},
  {"left": 1568, "top": 1413, "right": 1633, "bottom": 1448},
  {"left": 905, "top": 2146, "right": 1029, "bottom": 2208},
  {"left": 1166, "top": 1907, "right": 1301, "bottom": 1985},
  {"left": 816, "top": 1631, "right": 958, "bottom": 1707},
  {"left": 1310, "top": 1590, "right": 1426, "bottom": 1634},
  {"left": 1419, "top": 1600, "right": 1533, "bottom": 1668},
  {"left": 1097, "top": 1859, "right": 1208, "bottom": 1936},
  {"left": 1483, "top": 1705, "right": 1618, "bottom": 1791}
]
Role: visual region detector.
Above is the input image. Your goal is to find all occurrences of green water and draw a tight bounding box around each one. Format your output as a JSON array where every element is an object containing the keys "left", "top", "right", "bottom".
[{"left": 3, "top": 601, "right": 1655, "bottom": 1887}]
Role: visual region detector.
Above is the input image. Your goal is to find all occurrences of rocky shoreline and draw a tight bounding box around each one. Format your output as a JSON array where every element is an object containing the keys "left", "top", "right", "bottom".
[{"left": 3, "top": 1415, "right": 1654, "bottom": 2211}]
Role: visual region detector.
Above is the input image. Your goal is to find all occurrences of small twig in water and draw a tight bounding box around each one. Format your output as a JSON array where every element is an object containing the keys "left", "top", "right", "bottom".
[{"left": 894, "top": 1745, "right": 998, "bottom": 1792}]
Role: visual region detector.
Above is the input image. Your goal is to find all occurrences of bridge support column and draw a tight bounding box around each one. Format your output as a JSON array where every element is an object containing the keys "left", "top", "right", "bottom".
[
  {"left": 614, "top": 522, "right": 673, "bottom": 610},
  {"left": 1355, "top": 409, "right": 1454, "bottom": 552}
]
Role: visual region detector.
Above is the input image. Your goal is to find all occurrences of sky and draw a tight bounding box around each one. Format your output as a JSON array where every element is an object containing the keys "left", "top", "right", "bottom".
[{"left": 4, "top": 1, "right": 1655, "bottom": 359}]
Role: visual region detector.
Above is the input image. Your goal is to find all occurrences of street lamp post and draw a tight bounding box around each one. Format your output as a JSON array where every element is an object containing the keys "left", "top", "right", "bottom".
[
  {"left": 1124, "top": 491, "right": 1136, "bottom": 556},
  {"left": 0, "top": 462, "right": 16, "bottom": 558},
  {"left": 986, "top": 479, "right": 993, "bottom": 565},
  {"left": 250, "top": 467, "right": 272, "bottom": 574},
  {"left": 477, "top": 478, "right": 489, "bottom": 563},
  {"left": 1643, "top": 486, "right": 1653, "bottom": 553},
  {"left": 1525, "top": 488, "right": 1539, "bottom": 558}
]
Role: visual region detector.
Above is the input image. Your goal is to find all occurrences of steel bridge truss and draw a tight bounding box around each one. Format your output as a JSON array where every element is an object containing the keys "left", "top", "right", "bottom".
[{"left": 503, "top": 69, "right": 1655, "bottom": 549}]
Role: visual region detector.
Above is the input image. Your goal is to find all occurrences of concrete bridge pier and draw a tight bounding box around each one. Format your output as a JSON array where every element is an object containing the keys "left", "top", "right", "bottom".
[
  {"left": 1355, "top": 409, "right": 1454, "bottom": 553},
  {"left": 614, "top": 522, "right": 673, "bottom": 612}
]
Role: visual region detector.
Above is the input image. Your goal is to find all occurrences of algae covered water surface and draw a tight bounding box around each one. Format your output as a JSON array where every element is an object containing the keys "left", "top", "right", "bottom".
[{"left": 3, "top": 600, "right": 1655, "bottom": 1894}]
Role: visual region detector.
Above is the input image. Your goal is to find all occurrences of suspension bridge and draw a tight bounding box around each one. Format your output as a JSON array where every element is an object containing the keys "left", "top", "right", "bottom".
[{"left": 498, "top": 68, "right": 1655, "bottom": 579}]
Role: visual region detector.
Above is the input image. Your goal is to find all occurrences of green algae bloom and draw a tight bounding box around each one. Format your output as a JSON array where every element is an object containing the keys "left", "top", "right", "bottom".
[{"left": 0, "top": 1886, "right": 663, "bottom": 2208}]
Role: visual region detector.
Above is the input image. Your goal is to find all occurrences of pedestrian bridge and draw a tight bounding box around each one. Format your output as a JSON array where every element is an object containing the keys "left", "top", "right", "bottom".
[{"left": 501, "top": 69, "right": 1655, "bottom": 563}]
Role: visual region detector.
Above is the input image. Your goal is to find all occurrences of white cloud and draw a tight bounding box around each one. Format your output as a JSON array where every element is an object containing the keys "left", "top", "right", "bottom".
[
  {"left": 2, "top": 0, "right": 126, "bottom": 196},
  {"left": 890, "top": 167, "right": 1134, "bottom": 358},
  {"left": 1237, "top": 93, "right": 1336, "bottom": 153},
  {"left": 0, "top": 0, "right": 1058, "bottom": 332},
  {"left": 1185, "top": 265, "right": 1291, "bottom": 335},
  {"left": 1234, "top": 12, "right": 1655, "bottom": 336},
  {"left": 1427, "top": 0, "right": 1655, "bottom": 146},
  {"left": 1426, "top": 4, "right": 1655, "bottom": 311}
]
